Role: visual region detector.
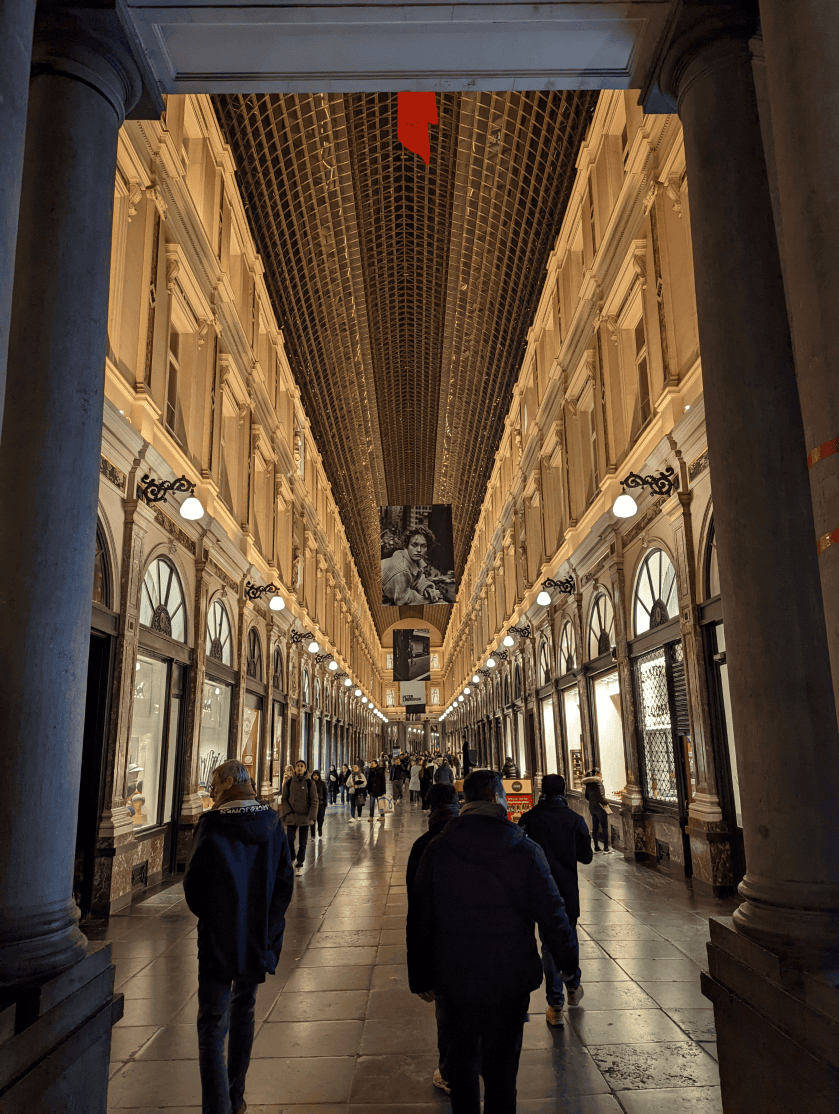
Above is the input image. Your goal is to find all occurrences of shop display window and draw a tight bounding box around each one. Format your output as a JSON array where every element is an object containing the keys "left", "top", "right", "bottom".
[
  {"left": 541, "top": 697, "right": 558, "bottom": 775},
  {"left": 591, "top": 669, "right": 625, "bottom": 801},
  {"left": 562, "top": 686, "right": 584, "bottom": 790},
  {"left": 516, "top": 709, "right": 526, "bottom": 774},
  {"left": 246, "top": 628, "right": 263, "bottom": 680},
  {"left": 206, "top": 600, "right": 232, "bottom": 664},
  {"left": 199, "top": 680, "right": 231, "bottom": 809},
  {"left": 240, "top": 692, "right": 262, "bottom": 787},
  {"left": 558, "top": 621, "right": 576, "bottom": 675},
  {"left": 633, "top": 548, "right": 678, "bottom": 635},
  {"left": 635, "top": 646, "right": 677, "bottom": 802},
  {"left": 127, "top": 655, "right": 167, "bottom": 827},
  {"left": 140, "top": 557, "right": 186, "bottom": 642},
  {"left": 588, "top": 592, "right": 614, "bottom": 660},
  {"left": 272, "top": 703, "right": 284, "bottom": 787},
  {"left": 312, "top": 717, "right": 321, "bottom": 772}
]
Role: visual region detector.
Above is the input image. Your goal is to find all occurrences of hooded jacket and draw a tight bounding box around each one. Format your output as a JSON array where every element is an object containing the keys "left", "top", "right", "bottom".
[
  {"left": 405, "top": 804, "right": 461, "bottom": 894},
  {"left": 281, "top": 773, "right": 318, "bottom": 826},
  {"left": 366, "top": 764, "right": 386, "bottom": 798},
  {"left": 407, "top": 809, "right": 579, "bottom": 1003},
  {"left": 582, "top": 773, "right": 609, "bottom": 812},
  {"left": 311, "top": 776, "right": 327, "bottom": 812},
  {"left": 183, "top": 801, "right": 294, "bottom": 982},
  {"left": 518, "top": 795, "right": 593, "bottom": 922}
]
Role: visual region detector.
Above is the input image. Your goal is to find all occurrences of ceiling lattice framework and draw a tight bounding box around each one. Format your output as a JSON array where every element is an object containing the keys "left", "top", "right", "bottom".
[{"left": 214, "top": 91, "right": 596, "bottom": 638}]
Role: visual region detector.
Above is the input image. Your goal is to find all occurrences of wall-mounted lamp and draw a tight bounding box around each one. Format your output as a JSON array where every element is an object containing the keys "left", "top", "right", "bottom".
[
  {"left": 315, "top": 653, "right": 333, "bottom": 665},
  {"left": 290, "top": 629, "right": 313, "bottom": 645},
  {"left": 504, "top": 624, "right": 532, "bottom": 644},
  {"left": 478, "top": 668, "right": 491, "bottom": 678},
  {"left": 613, "top": 465, "right": 679, "bottom": 518},
  {"left": 486, "top": 658, "right": 496, "bottom": 668},
  {"left": 138, "top": 473, "right": 204, "bottom": 520},
  {"left": 537, "top": 575, "right": 575, "bottom": 606},
  {"left": 245, "top": 581, "right": 285, "bottom": 611},
  {"left": 328, "top": 660, "right": 339, "bottom": 671},
  {"left": 343, "top": 677, "right": 352, "bottom": 687},
  {"left": 494, "top": 649, "right": 509, "bottom": 662}
]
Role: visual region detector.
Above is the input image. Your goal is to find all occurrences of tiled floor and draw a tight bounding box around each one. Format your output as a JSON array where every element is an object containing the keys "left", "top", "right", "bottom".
[{"left": 93, "top": 799, "right": 738, "bottom": 1113}]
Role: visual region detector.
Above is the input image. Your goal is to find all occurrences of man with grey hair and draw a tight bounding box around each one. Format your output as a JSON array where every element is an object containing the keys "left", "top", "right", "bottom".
[{"left": 185, "top": 758, "right": 294, "bottom": 1114}]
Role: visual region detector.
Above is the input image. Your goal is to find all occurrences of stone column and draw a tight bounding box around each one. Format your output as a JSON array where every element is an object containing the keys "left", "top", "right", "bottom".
[
  {"left": 0, "top": 5, "right": 142, "bottom": 986},
  {"left": 659, "top": 14, "right": 839, "bottom": 962},
  {"left": 0, "top": 0, "right": 37, "bottom": 439},
  {"left": 758, "top": 0, "right": 839, "bottom": 711}
]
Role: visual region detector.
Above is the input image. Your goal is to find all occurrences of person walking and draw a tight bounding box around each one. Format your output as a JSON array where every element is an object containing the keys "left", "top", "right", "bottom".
[
  {"left": 405, "top": 782, "right": 462, "bottom": 1097},
  {"left": 327, "top": 765, "right": 339, "bottom": 804},
  {"left": 407, "top": 769, "right": 578, "bottom": 1114},
  {"left": 280, "top": 759, "right": 318, "bottom": 875},
  {"left": 419, "top": 759, "right": 434, "bottom": 811},
  {"left": 434, "top": 759, "right": 454, "bottom": 786},
  {"left": 310, "top": 770, "right": 327, "bottom": 839},
  {"left": 408, "top": 760, "right": 422, "bottom": 804},
  {"left": 184, "top": 759, "right": 294, "bottom": 1114},
  {"left": 581, "top": 767, "right": 612, "bottom": 853},
  {"left": 390, "top": 755, "right": 406, "bottom": 803},
  {"left": 366, "top": 758, "right": 387, "bottom": 822},
  {"left": 518, "top": 773, "right": 592, "bottom": 1026},
  {"left": 346, "top": 763, "right": 367, "bottom": 822},
  {"left": 338, "top": 763, "right": 350, "bottom": 804}
]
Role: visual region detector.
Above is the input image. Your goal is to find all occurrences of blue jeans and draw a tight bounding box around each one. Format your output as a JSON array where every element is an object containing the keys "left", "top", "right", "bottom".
[
  {"left": 368, "top": 794, "right": 380, "bottom": 817},
  {"left": 538, "top": 921, "right": 580, "bottom": 1008},
  {"left": 197, "top": 972, "right": 260, "bottom": 1114},
  {"left": 339, "top": 784, "right": 347, "bottom": 803},
  {"left": 437, "top": 992, "right": 529, "bottom": 1114}
]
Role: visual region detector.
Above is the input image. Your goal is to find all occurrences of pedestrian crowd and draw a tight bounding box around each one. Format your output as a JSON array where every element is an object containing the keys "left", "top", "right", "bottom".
[{"left": 183, "top": 747, "right": 609, "bottom": 1113}]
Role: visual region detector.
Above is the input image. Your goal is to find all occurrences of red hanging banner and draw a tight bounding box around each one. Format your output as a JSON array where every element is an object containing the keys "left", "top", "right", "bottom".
[{"left": 397, "top": 92, "right": 438, "bottom": 166}]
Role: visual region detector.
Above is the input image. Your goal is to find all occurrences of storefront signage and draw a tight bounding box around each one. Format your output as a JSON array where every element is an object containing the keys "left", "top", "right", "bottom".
[
  {"left": 400, "top": 680, "right": 426, "bottom": 706},
  {"left": 503, "top": 777, "right": 532, "bottom": 823}
]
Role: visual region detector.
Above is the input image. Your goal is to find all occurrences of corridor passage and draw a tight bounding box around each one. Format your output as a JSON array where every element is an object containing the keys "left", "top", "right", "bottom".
[{"left": 100, "top": 801, "right": 735, "bottom": 1113}]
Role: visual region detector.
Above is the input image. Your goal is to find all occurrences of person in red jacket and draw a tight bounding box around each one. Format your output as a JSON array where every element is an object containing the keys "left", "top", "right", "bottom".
[{"left": 184, "top": 759, "right": 294, "bottom": 1114}]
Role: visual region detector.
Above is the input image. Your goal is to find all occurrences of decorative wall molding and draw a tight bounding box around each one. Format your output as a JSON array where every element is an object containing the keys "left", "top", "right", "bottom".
[
  {"left": 100, "top": 456, "right": 127, "bottom": 494},
  {"left": 153, "top": 507, "right": 197, "bottom": 555}
]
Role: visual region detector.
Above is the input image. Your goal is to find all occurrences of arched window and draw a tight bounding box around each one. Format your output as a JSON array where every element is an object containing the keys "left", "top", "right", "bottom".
[
  {"left": 588, "top": 591, "right": 614, "bottom": 660},
  {"left": 315, "top": 678, "right": 321, "bottom": 710},
  {"left": 324, "top": 685, "right": 331, "bottom": 714},
  {"left": 706, "top": 519, "right": 720, "bottom": 599},
  {"left": 503, "top": 674, "right": 511, "bottom": 706},
  {"left": 93, "top": 522, "right": 112, "bottom": 608},
  {"left": 206, "top": 600, "right": 232, "bottom": 665},
  {"left": 634, "top": 548, "right": 678, "bottom": 635},
  {"left": 301, "top": 668, "right": 311, "bottom": 705},
  {"left": 272, "top": 647, "right": 284, "bottom": 692},
  {"left": 514, "top": 663, "right": 522, "bottom": 700},
  {"left": 558, "top": 621, "right": 576, "bottom": 675},
  {"left": 246, "top": 628, "right": 263, "bottom": 681},
  {"left": 539, "top": 639, "right": 551, "bottom": 686},
  {"left": 141, "top": 557, "right": 186, "bottom": 642}
]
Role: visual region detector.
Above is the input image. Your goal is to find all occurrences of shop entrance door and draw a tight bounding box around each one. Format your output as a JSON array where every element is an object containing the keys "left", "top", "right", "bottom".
[{"left": 74, "top": 629, "right": 112, "bottom": 917}]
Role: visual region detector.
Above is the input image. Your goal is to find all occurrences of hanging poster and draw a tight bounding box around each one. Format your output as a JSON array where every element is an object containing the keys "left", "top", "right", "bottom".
[
  {"left": 400, "top": 680, "right": 427, "bottom": 707},
  {"left": 379, "top": 505, "right": 456, "bottom": 606},
  {"left": 393, "top": 628, "right": 430, "bottom": 681}
]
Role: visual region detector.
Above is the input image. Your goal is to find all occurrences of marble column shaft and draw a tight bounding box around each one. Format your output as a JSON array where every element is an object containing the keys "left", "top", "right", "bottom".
[
  {"left": 662, "top": 26, "right": 839, "bottom": 960},
  {"left": 0, "top": 7, "right": 141, "bottom": 985}
]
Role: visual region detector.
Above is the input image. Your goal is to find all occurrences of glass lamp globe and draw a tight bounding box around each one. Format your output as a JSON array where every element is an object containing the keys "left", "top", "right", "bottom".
[
  {"left": 458, "top": 695, "right": 464, "bottom": 702},
  {"left": 180, "top": 496, "right": 204, "bottom": 520},
  {"left": 472, "top": 675, "right": 480, "bottom": 684},
  {"left": 536, "top": 589, "right": 551, "bottom": 606},
  {"left": 354, "top": 688, "right": 362, "bottom": 697},
  {"left": 307, "top": 640, "right": 320, "bottom": 654},
  {"left": 464, "top": 687, "right": 471, "bottom": 695},
  {"left": 487, "top": 657, "right": 496, "bottom": 668},
  {"left": 503, "top": 634, "right": 515, "bottom": 647},
  {"left": 362, "top": 696, "right": 368, "bottom": 704},
  {"left": 613, "top": 492, "right": 638, "bottom": 518},
  {"left": 269, "top": 594, "right": 285, "bottom": 611},
  {"left": 344, "top": 677, "right": 352, "bottom": 687},
  {"left": 328, "top": 659, "right": 338, "bottom": 670}
]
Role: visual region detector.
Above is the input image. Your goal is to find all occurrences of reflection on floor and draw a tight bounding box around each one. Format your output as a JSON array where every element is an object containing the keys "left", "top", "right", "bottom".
[{"left": 94, "top": 798, "right": 737, "bottom": 1112}]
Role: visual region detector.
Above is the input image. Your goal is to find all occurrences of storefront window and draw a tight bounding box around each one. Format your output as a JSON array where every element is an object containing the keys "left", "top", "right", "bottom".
[
  {"left": 541, "top": 696, "right": 558, "bottom": 775},
  {"left": 634, "top": 548, "right": 678, "bottom": 635},
  {"left": 635, "top": 646, "right": 677, "bottom": 802},
  {"left": 558, "top": 621, "right": 576, "bottom": 675},
  {"left": 246, "top": 628, "right": 263, "bottom": 680},
  {"left": 313, "top": 716, "right": 321, "bottom": 772},
  {"left": 127, "top": 655, "right": 168, "bottom": 827},
  {"left": 588, "top": 592, "right": 614, "bottom": 660},
  {"left": 206, "top": 600, "right": 232, "bottom": 664},
  {"left": 591, "top": 669, "right": 625, "bottom": 801},
  {"left": 562, "top": 686, "right": 583, "bottom": 790},
  {"left": 93, "top": 524, "right": 111, "bottom": 607},
  {"left": 539, "top": 640, "right": 551, "bottom": 686},
  {"left": 198, "top": 680, "right": 231, "bottom": 809},
  {"left": 241, "top": 692, "right": 262, "bottom": 787},
  {"left": 272, "top": 702, "right": 284, "bottom": 788},
  {"left": 140, "top": 557, "right": 186, "bottom": 642}
]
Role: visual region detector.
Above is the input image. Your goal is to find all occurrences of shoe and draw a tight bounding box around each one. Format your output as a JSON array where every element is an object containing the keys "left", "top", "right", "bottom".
[
  {"left": 565, "top": 984, "right": 584, "bottom": 1008},
  {"left": 368, "top": 817, "right": 374, "bottom": 822},
  {"left": 234, "top": 1103, "right": 247, "bottom": 1114},
  {"left": 603, "top": 847, "right": 614, "bottom": 853},
  {"left": 294, "top": 866, "right": 303, "bottom": 876},
  {"left": 432, "top": 1069, "right": 451, "bottom": 1094},
  {"left": 378, "top": 816, "right": 385, "bottom": 822},
  {"left": 545, "top": 1006, "right": 565, "bottom": 1027}
]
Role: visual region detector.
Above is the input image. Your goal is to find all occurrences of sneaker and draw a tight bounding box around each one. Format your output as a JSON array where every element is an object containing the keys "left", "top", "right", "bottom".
[
  {"left": 368, "top": 817, "right": 374, "bottom": 822},
  {"left": 432, "top": 1069, "right": 451, "bottom": 1094},
  {"left": 378, "top": 816, "right": 385, "bottom": 822},
  {"left": 565, "top": 984, "right": 584, "bottom": 1008},
  {"left": 294, "top": 866, "right": 304, "bottom": 876},
  {"left": 545, "top": 1006, "right": 565, "bottom": 1027}
]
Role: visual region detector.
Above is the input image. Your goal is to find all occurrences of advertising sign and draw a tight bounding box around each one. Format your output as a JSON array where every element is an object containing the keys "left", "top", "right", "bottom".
[
  {"left": 393, "top": 628, "right": 430, "bottom": 681},
  {"left": 379, "top": 505, "right": 457, "bottom": 606},
  {"left": 503, "top": 778, "right": 533, "bottom": 823},
  {"left": 400, "top": 680, "right": 427, "bottom": 706}
]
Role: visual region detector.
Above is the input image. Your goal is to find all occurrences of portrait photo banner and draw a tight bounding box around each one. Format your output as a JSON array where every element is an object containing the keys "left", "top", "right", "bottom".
[
  {"left": 400, "top": 680, "right": 427, "bottom": 707},
  {"left": 393, "top": 628, "right": 430, "bottom": 682},
  {"left": 379, "top": 505, "right": 456, "bottom": 607}
]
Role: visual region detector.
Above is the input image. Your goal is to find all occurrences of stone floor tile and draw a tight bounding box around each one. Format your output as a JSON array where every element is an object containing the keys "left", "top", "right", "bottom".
[
  {"left": 119, "top": 976, "right": 198, "bottom": 1001},
  {"left": 597, "top": 940, "right": 687, "bottom": 960},
  {"left": 568, "top": 1008, "right": 690, "bottom": 1046},
  {"left": 359, "top": 1017, "right": 438, "bottom": 1055},
  {"left": 573, "top": 958, "right": 632, "bottom": 981},
  {"left": 243, "top": 1056, "right": 356, "bottom": 1104},
  {"left": 615, "top": 1086, "right": 723, "bottom": 1113},
  {"left": 371, "top": 963, "right": 411, "bottom": 990},
  {"left": 318, "top": 917, "right": 385, "bottom": 932},
  {"left": 116, "top": 995, "right": 196, "bottom": 1027},
  {"left": 109, "top": 1025, "right": 160, "bottom": 1062},
  {"left": 636, "top": 982, "right": 711, "bottom": 1009},
  {"left": 517, "top": 1047, "right": 611, "bottom": 1097},
  {"left": 588, "top": 1041, "right": 721, "bottom": 1090},
  {"left": 663, "top": 1008, "right": 717, "bottom": 1042},
  {"left": 584, "top": 924, "right": 663, "bottom": 940},
  {"left": 381, "top": 915, "right": 407, "bottom": 931},
  {"left": 113, "top": 959, "right": 159, "bottom": 986},
  {"left": 251, "top": 1020, "right": 364, "bottom": 1058},
  {"left": 307, "top": 930, "right": 380, "bottom": 948},
  {"left": 134, "top": 1024, "right": 199, "bottom": 1060},
  {"left": 698, "top": 1041, "right": 718, "bottom": 1061},
  {"left": 348, "top": 1054, "right": 446, "bottom": 1105},
  {"left": 298, "top": 946, "right": 378, "bottom": 967},
  {"left": 283, "top": 965, "right": 374, "bottom": 993},
  {"left": 108, "top": 1060, "right": 206, "bottom": 1107},
  {"left": 266, "top": 990, "right": 369, "bottom": 1023},
  {"left": 379, "top": 929, "right": 406, "bottom": 946},
  {"left": 109, "top": 940, "right": 173, "bottom": 960},
  {"left": 365, "top": 988, "right": 436, "bottom": 1021},
  {"left": 517, "top": 1098, "right": 624, "bottom": 1113},
  {"left": 616, "top": 959, "right": 703, "bottom": 981},
  {"left": 376, "top": 944, "right": 408, "bottom": 965}
]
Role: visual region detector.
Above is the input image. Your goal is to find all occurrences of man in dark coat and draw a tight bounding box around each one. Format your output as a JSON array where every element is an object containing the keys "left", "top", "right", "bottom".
[
  {"left": 406, "top": 783, "right": 462, "bottom": 1096},
  {"left": 280, "top": 759, "right": 318, "bottom": 874},
  {"left": 407, "top": 769, "right": 578, "bottom": 1114},
  {"left": 184, "top": 758, "right": 294, "bottom": 1114},
  {"left": 582, "top": 766, "right": 612, "bottom": 853},
  {"left": 518, "top": 773, "right": 592, "bottom": 1025},
  {"left": 365, "top": 758, "right": 387, "bottom": 821}
]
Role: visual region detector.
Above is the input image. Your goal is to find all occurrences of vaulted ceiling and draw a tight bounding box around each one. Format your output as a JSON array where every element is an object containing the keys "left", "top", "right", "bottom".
[{"left": 214, "top": 90, "right": 596, "bottom": 639}]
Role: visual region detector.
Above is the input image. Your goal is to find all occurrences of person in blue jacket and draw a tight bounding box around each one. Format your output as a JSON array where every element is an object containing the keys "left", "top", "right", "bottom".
[
  {"left": 518, "top": 772, "right": 593, "bottom": 1026},
  {"left": 184, "top": 758, "right": 294, "bottom": 1114},
  {"left": 407, "top": 769, "right": 579, "bottom": 1114}
]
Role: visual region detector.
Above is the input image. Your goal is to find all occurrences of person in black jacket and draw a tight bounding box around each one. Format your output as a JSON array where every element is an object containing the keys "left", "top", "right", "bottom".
[
  {"left": 184, "top": 758, "right": 294, "bottom": 1114},
  {"left": 366, "top": 759, "right": 387, "bottom": 822},
  {"left": 390, "top": 756, "right": 406, "bottom": 803},
  {"left": 310, "top": 770, "right": 327, "bottom": 838},
  {"left": 582, "top": 767, "right": 612, "bottom": 853},
  {"left": 407, "top": 769, "right": 578, "bottom": 1114},
  {"left": 326, "top": 765, "right": 339, "bottom": 804},
  {"left": 280, "top": 760, "right": 318, "bottom": 874},
  {"left": 518, "top": 773, "right": 592, "bottom": 1026}
]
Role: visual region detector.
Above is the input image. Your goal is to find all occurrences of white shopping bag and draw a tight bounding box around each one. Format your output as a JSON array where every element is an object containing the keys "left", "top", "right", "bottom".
[{"left": 379, "top": 795, "right": 394, "bottom": 814}]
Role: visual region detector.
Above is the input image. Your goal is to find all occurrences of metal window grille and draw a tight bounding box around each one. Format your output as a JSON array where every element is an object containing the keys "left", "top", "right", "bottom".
[{"left": 635, "top": 645, "right": 677, "bottom": 802}]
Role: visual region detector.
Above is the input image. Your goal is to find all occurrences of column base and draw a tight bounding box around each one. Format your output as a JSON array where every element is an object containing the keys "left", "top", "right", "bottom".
[
  {"left": 0, "top": 942, "right": 122, "bottom": 1113},
  {"left": 686, "top": 818, "right": 737, "bottom": 897},
  {"left": 703, "top": 917, "right": 839, "bottom": 1114},
  {"left": 90, "top": 818, "right": 168, "bottom": 918}
]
